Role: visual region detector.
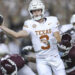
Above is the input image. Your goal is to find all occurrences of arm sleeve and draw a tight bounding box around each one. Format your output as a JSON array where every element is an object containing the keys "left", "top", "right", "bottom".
[
  {"left": 23, "top": 21, "right": 33, "bottom": 35},
  {"left": 23, "top": 21, "right": 36, "bottom": 39},
  {"left": 51, "top": 26, "right": 59, "bottom": 33},
  {"left": 51, "top": 17, "right": 60, "bottom": 33}
]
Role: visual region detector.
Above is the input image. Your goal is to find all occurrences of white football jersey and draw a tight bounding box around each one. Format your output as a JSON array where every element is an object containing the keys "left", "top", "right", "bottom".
[
  {"left": 59, "top": 24, "right": 73, "bottom": 34},
  {"left": 23, "top": 16, "right": 60, "bottom": 58},
  {"left": 0, "top": 44, "right": 9, "bottom": 55}
]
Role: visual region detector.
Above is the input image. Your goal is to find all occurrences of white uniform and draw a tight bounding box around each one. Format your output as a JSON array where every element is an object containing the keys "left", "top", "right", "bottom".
[
  {"left": 8, "top": 41, "right": 20, "bottom": 55},
  {"left": 59, "top": 24, "right": 73, "bottom": 34},
  {"left": 59, "top": 24, "right": 75, "bottom": 45},
  {"left": 18, "top": 65, "right": 36, "bottom": 75},
  {"left": 23, "top": 16, "right": 66, "bottom": 75},
  {"left": 0, "top": 43, "right": 9, "bottom": 57}
]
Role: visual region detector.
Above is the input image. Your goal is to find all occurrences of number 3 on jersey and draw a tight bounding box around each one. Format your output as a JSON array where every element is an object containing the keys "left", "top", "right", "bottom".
[{"left": 40, "top": 35, "right": 50, "bottom": 50}]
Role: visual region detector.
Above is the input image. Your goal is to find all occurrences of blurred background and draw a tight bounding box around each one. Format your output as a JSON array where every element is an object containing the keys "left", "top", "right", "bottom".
[{"left": 0, "top": 0, "right": 75, "bottom": 51}]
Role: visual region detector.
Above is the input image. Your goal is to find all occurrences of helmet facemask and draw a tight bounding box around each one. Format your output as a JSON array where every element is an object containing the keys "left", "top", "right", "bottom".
[{"left": 30, "top": 9, "right": 44, "bottom": 20}]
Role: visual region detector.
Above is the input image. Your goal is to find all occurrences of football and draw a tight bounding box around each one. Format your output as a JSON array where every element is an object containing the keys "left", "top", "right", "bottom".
[{"left": 0, "top": 15, "right": 3, "bottom": 26}]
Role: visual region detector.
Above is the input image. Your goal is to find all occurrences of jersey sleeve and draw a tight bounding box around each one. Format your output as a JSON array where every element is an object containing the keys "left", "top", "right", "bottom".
[
  {"left": 51, "top": 26, "right": 59, "bottom": 33},
  {"left": 55, "top": 17, "right": 60, "bottom": 27},
  {"left": 51, "top": 17, "right": 60, "bottom": 33},
  {"left": 23, "top": 20, "right": 36, "bottom": 39},
  {"left": 23, "top": 21, "right": 33, "bottom": 35}
]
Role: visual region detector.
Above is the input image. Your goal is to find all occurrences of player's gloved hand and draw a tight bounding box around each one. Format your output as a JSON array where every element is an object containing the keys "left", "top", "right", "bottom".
[
  {"left": 22, "top": 46, "right": 32, "bottom": 50},
  {"left": 21, "top": 46, "right": 32, "bottom": 55},
  {"left": 57, "top": 43, "right": 72, "bottom": 51},
  {"left": 61, "top": 40, "right": 71, "bottom": 47}
]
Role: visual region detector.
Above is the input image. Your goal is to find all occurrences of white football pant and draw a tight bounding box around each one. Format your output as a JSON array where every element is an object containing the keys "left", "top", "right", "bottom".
[{"left": 36, "top": 54, "right": 66, "bottom": 75}]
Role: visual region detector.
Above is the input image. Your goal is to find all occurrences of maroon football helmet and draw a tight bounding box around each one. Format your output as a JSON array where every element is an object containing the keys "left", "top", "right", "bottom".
[
  {"left": 1, "top": 54, "right": 25, "bottom": 75},
  {"left": 61, "top": 33, "right": 71, "bottom": 47},
  {"left": 57, "top": 33, "right": 72, "bottom": 54}
]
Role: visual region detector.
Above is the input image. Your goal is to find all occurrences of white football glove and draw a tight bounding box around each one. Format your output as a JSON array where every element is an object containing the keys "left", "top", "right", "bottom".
[
  {"left": 22, "top": 46, "right": 32, "bottom": 51},
  {"left": 57, "top": 44, "right": 72, "bottom": 51}
]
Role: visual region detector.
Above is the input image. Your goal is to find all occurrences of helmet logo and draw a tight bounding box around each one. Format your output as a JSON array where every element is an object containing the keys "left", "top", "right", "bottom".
[{"left": 24, "top": 25, "right": 28, "bottom": 28}]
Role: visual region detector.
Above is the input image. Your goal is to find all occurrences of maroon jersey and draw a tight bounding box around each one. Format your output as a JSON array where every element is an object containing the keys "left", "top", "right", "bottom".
[
  {"left": 0, "top": 69, "right": 3, "bottom": 75},
  {"left": 61, "top": 46, "right": 75, "bottom": 75}
]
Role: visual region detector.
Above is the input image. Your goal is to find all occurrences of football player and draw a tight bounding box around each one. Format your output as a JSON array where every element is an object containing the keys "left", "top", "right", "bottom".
[
  {"left": 58, "top": 14, "right": 75, "bottom": 75},
  {"left": 0, "top": 0, "right": 66, "bottom": 75},
  {"left": 0, "top": 26, "right": 9, "bottom": 75},
  {"left": 21, "top": 45, "right": 37, "bottom": 73},
  {"left": 0, "top": 30, "right": 9, "bottom": 58},
  {"left": 0, "top": 15, "right": 9, "bottom": 58},
  {"left": 0, "top": 53, "right": 36, "bottom": 75},
  {"left": 0, "top": 32, "right": 36, "bottom": 75}
]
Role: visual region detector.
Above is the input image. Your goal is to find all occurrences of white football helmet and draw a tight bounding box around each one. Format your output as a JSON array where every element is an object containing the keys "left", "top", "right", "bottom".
[
  {"left": 28, "top": 0, "right": 45, "bottom": 20},
  {"left": 70, "top": 14, "right": 75, "bottom": 24}
]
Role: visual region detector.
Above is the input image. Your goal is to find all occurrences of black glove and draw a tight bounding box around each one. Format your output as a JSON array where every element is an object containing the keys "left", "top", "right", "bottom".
[
  {"left": 62, "top": 40, "right": 71, "bottom": 47},
  {"left": 21, "top": 49, "right": 29, "bottom": 55}
]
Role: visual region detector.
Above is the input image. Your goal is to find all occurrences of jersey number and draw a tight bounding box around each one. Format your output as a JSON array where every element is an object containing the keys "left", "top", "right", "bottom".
[{"left": 40, "top": 35, "right": 50, "bottom": 50}]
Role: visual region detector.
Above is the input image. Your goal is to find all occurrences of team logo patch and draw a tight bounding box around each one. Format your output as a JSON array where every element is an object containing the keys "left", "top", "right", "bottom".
[
  {"left": 32, "top": 24, "right": 37, "bottom": 28},
  {"left": 24, "top": 25, "right": 28, "bottom": 28},
  {"left": 48, "top": 23, "right": 51, "bottom": 25}
]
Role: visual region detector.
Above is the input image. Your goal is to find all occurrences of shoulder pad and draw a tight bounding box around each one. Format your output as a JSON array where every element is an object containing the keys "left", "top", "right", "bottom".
[
  {"left": 46, "top": 16, "right": 58, "bottom": 21},
  {"left": 24, "top": 19, "right": 32, "bottom": 25},
  {"left": 60, "top": 24, "right": 73, "bottom": 34},
  {"left": 46, "top": 16, "right": 59, "bottom": 27}
]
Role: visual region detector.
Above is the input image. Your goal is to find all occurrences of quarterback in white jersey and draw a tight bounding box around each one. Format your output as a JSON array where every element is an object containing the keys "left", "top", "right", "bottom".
[
  {"left": 0, "top": 0, "right": 66, "bottom": 75},
  {"left": 23, "top": 17, "right": 66, "bottom": 75},
  {"left": 23, "top": 16, "right": 60, "bottom": 56}
]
